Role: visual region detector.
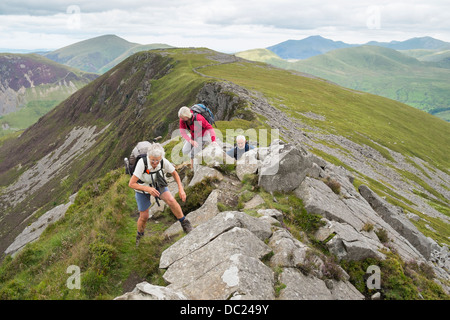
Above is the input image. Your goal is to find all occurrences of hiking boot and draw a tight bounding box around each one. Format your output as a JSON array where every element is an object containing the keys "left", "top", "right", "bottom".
[
  {"left": 135, "top": 231, "right": 144, "bottom": 247},
  {"left": 180, "top": 218, "right": 193, "bottom": 234}
]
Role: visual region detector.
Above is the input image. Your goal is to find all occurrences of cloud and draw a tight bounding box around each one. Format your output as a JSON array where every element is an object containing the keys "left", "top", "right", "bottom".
[{"left": 0, "top": 0, "right": 449, "bottom": 52}]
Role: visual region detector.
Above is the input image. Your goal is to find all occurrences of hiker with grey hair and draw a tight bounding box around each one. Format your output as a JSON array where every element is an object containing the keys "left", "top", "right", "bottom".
[
  {"left": 178, "top": 106, "right": 217, "bottom": 169},
  {"left": 226, "top": 135, "right": 254, "bottom": 160},
  {"left": 128, "top": 143, "right": 192, "bottom": 246}
]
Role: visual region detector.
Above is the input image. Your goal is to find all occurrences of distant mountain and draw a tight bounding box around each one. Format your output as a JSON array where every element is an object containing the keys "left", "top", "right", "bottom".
[
  {"left": 266, "top": 35, "right": 356, "bottom": 60},
  {"left": 44, "top": 34, "right": 173, "bottom": 74},
  {"left": 0, "top": 53, "right": 98, "bottom": 135},
  {"left": 237, "top": 45, "right": 450, "bottom": 121},
  {"left": 366, "top": 36, "right": 450, "bottom": 50},
  {"left": 266, "top": 36, "right": 450, "bottom": 60}
]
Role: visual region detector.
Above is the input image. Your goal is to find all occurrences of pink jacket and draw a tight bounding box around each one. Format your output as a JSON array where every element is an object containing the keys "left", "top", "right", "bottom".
[{"left": 179, "top": 110, "right": 216, "bottom": 142}]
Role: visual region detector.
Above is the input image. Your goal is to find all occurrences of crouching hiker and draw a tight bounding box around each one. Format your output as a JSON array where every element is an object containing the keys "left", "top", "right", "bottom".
[{"left": 128, "top": 143, "right": 193, "bottom": 246}]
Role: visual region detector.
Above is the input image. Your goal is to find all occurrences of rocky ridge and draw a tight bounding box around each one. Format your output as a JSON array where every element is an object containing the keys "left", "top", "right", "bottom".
[{"left": 116, "top": 139, "right": 449, "bottom": 300}]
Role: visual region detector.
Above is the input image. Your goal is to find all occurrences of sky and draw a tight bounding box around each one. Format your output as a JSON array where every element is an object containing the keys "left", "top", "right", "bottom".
[{"left": 0, "top": 0, "right": 449, "bottom": 53}]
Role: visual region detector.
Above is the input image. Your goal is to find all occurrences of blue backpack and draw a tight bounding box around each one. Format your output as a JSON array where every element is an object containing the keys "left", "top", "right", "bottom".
[{"left": 190, "top": 103, "right": 216, "bottom": 127}]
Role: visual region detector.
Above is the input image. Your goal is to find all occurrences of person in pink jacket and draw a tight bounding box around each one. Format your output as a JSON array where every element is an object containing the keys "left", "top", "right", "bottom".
[{"left": 178, "top": 106, "right": 217, "bottom": 169}]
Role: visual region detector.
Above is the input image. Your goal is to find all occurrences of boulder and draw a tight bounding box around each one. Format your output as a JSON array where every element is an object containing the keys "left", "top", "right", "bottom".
[
  {"left": 243, "top": 194, "right": 265, "bottom": 210},
  {"left": 164, "top": 229, "right": 275, "bottom": 300},
  {"left": 326, "top": 221, "right": 386, "bottom": 261},
  {"left": 160, "top": 211, "right": 272, "bottom": 269},
  {"left": 258, "top": 143, "right": 312, "bottom": 193},
  {"left": 160, "top": 211, "right": 275, "bottom": 300},
  {"left": 188, "top": 165, "right": 224, "bottom": 187},
  {"left": 257, "top": 208, "right": 284, "bottom": 224},
  {"left": 236, "top": 149, "right": 259, "bottom": 181},
  {"left": 163, "top": 189, "right": 220, "bottom": 237},
  {"left": 268, "top": 228, "right": 309, "bottom": 268},
  {"left": 295, "top": 176, "right": 426, "bottom": 263}
]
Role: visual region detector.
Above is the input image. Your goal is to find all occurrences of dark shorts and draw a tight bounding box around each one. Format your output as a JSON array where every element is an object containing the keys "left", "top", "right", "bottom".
[{"left": 135, "top": 187, "right": 169, "bottom": 212}]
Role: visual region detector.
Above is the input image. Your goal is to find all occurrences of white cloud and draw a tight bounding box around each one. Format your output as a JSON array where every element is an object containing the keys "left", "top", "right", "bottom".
[{"left": 0, "top": 0, "right": 449, "bottom": 52}]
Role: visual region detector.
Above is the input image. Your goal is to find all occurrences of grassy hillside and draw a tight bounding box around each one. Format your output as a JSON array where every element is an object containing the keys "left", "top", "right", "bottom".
[
  {"left": 0, "top": 48, "right": 449, "bottom": 299},
  {"left": 0, "top": 169, "right": 179, "bottom": 299},
  {"left": 400, "top": 49, "right": 450, "bottom": 69},
  {"left": 0, "top": 49, "right": 237, "bottom": 255},
  {"left": 238, "top": 46, "right": 450, "bottom": 121},
  {"left": 201, "top": 55, "right": 450, "bottom": 169}
]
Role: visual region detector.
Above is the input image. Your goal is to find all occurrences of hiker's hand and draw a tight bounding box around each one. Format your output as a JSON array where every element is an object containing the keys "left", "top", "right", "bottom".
[
  {"left": 148, "top": 187, "right": 160, "bottom": 197},
  {"left": 190, "top": 140, "right": 199, "bottom": 147},
  {"left": 179, "top": 190, "right": 186, "bottom": 202}
]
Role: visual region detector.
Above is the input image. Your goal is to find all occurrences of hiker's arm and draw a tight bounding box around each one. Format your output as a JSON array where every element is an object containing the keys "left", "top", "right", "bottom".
[
  {"left": 200, "top": 116, "right": 216, "bottom": 142},
  {"left": 171, "top": 171, "right": 186, "bottom": 202},
  {"left": 179, "top": 119, "right": 195, "bottom": 144},
  {"left": 128, "top": 175, "right": 160, "bottom": 197}
]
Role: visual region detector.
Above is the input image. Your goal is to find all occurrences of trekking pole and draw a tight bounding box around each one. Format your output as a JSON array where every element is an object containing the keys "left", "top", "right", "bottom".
[{"left": 124, "top": 157, "right": 131, "bottom": 176}]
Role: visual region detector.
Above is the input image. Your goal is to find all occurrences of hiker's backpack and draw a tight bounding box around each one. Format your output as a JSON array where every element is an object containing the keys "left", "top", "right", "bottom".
[
  {"left": 125, "top": 141, "right": 152, "bottom": 176},
  {"left": 124, "top": 140, "right": 167, "bottom": 206},
  {"left": 190, "top": 103, "right": 216, "bottom": 127}
]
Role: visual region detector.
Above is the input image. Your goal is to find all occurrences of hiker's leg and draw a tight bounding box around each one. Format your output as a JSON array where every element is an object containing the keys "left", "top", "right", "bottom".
[
  {"left": 135, "top": 192, "right": 151, "bottom": 233},
  {"left": 182, "top": 139, "right": 195, "bottom": 170},
  {"left": 182, "top": 140, "right": 192, "bottom": 155},
  {"left": 137, "top": 209, "right": 150, "bottom": 233},
  {"left": 160, "top": 189, "right": 184, "bottom": 220},
  {"left": 202, "top": 132, "right": 212, "bottom": 147}
]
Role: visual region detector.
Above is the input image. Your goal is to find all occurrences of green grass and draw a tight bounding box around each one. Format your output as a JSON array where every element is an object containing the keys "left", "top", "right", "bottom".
[
  {"left": 341, "top": 250, "right": 450, "bottom": 300},
  {"left": 0, "top": 170, "right": 179, "bottom": 299}
]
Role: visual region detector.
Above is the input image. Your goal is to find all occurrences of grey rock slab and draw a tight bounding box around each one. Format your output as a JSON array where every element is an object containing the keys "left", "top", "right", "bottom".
[{"left": 159, "top": 211, "right": 272, "bottom": 269}]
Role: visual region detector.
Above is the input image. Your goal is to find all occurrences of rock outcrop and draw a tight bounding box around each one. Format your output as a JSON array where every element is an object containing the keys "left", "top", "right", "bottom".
[
  {"left": 4, "top": 193, "right": 78, "bottom": 256},
  {"left": 117, "top": 141, "right": 449, "bottom": 300}
]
